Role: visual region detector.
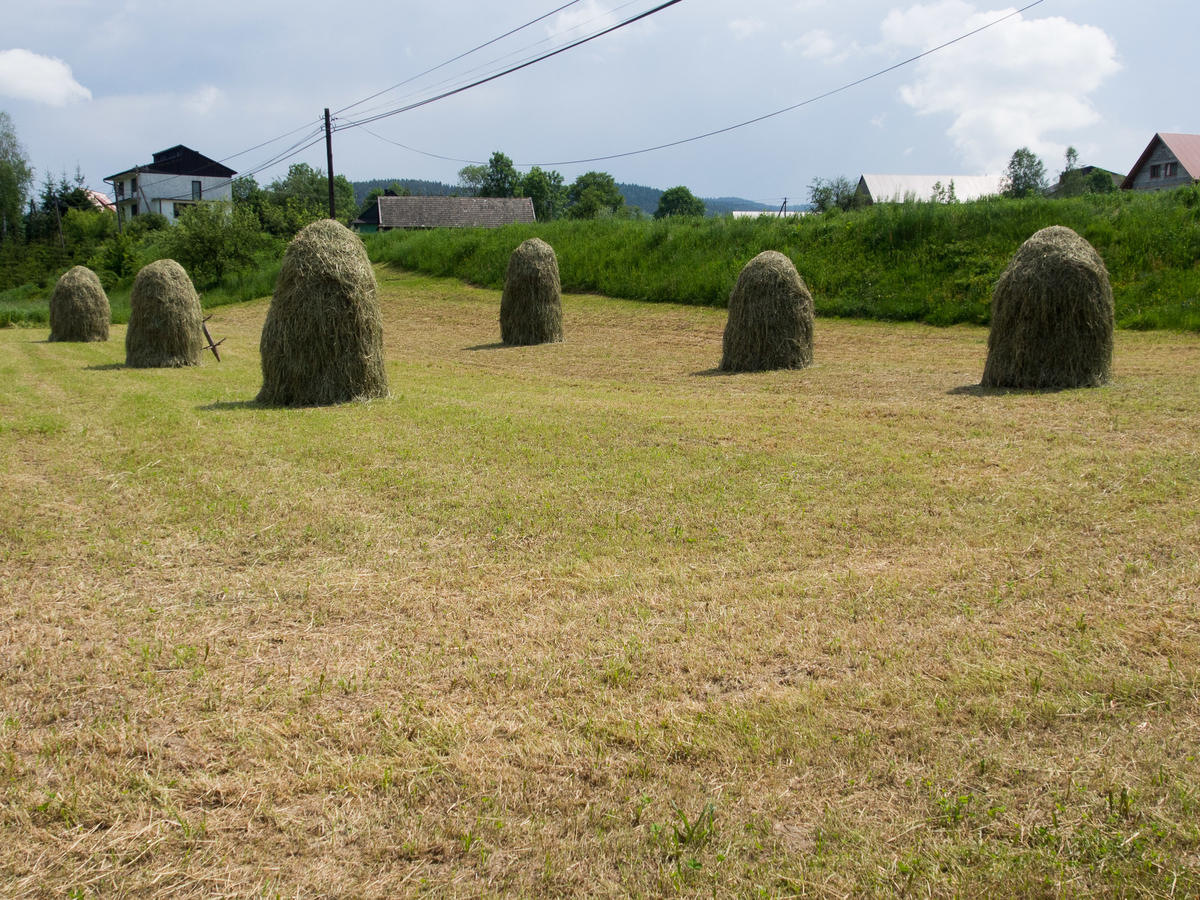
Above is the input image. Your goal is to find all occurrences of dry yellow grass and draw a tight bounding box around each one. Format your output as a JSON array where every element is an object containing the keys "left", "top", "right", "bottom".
[{"left": 1, "top": 268, "right": 1198, "bottom": 897}]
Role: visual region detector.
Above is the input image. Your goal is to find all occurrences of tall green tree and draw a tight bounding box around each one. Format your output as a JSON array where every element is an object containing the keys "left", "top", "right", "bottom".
[
  {"left": 566, "top": 171, "right": 624, "bottom": 219},
  {"left": 265, "top": 163, "right": 357, "bottom": 225},
  {"left": 1001, "top": 147, "right": 1047, "bottom": 198},
  {"left": 164, "top": 202, "right": 274, "bottom": 286},
  {"left": 0, "top": 111, "right": 34, "bottom": 243},
  {"left": 479, "top": 151, "right": 521, "bottom": 198},
  {"left": 654, "top": 185, "right": 705, "bottom": 219},
  {"left": 520, "top": 166, "right": 566, "bottom": 221}
]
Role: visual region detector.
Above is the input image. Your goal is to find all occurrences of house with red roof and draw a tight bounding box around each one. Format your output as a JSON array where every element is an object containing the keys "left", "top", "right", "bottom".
[{"left": 1121, "top": 133, "right": 1200, "bottom": 191}]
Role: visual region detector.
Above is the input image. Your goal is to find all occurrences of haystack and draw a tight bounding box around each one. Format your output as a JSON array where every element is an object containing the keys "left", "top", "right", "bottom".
[
  {"left": 257, "top": 219, "right": 388, "bottom": 406},
  {"left": 48, "top": 265, "right": 110, "bottom": 342},
  {"left": 720, "top": 250, "right": 814, "bottom": 372},
  {"left": 125, "top": 259, "right": 203, "bottom": 368},
  {"left": 982, "top": 225, "right": 1113, "bottom": 389},
  {"left": 500, "top": 238, "right": 563, "bottom": 345}
]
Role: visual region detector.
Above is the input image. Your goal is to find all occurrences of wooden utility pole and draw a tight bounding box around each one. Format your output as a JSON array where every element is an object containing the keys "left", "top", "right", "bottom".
[{"left": 324, "top": 108, "right": 336, "bottom": 219}]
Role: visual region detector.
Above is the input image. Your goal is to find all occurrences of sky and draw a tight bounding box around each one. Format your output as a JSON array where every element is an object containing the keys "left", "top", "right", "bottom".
[{"left": 1, "top": 0, "right": 1195, "bottom": 205}]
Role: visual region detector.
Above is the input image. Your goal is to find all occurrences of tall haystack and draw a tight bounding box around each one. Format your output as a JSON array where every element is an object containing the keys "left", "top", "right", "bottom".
[
  {"left": 982, "top": 225, "right": 1113, "bottom": 389},
  {"left": 500, "top": 238, "right": 563, "bottom": 346},
  {"left": 125, "top": 259, "right": 203, "bottom": 368},
  {"left": 720, "top": 250, "right": 814, "bottom": 372},
  {"left": 257, "top": 219, "right": 388, "bottom": 406},
  {"left": 49, "top": 265, "right": 110, "bottom": 342}
]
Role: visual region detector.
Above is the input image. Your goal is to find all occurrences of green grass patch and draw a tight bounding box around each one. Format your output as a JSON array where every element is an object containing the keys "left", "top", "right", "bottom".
[{"left": 365, "top": 188, "right": 1200, "bottom": 330}]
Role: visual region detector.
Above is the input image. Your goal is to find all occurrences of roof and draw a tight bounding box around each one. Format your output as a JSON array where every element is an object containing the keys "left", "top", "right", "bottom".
[
  {"left": 85, "top": 189, "right": 115, "bottom": 212},
  {"left": 372, "top": 196, "right": 536, "bottom": 228},
  {"left": 856, "top": 174, "right": 1005, "bottom": 203},
  {"left": 107, "top": 145, "right": 236, "bottom": 181},
  {"left": 1120, "top": 133, "right": 1200, "bottom": 189}
]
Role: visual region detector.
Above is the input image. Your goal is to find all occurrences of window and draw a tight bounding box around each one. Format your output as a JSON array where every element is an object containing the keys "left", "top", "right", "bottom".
[
  {"left": 192, "top": 180, "right": 202, "bottom": 200},
  {"left": 174, "top": 203, "right": 188, "bottom": 218},
  {"left": 115, "top": 182, "right": 124, "bottom": 199},
  {"left": 130, "top": 176, "right": 138, "bottom": 193},
  {"left": 131, "top": 204, "right": 138, "bottom": 216},
  {"left": 1150, "top": 164, "right": 1161, "bottom": 179},
  {"left": 1165, "top": 161, "right": 1179, "bottom": 178}
]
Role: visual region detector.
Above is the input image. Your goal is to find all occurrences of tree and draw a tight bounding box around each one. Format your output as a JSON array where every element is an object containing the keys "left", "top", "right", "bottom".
[
  {"left": 566, "top": 171, "right": 624, "bottom": 219},
  {"left": 264, "top": 163, "right": 357, "bottom": 225},
  {"left": 456, "top": 164, "right": 487, "bottom": 196},
  {"left": 654, "top": 185, "right": 705, "bottom": 219},
  {"left": 164, "top": 202, "right": 273, "bottom": 286},
  {"left": 1087, "top": 169, "right": 1117, "bottom": 194},
  {"left": 1056, "top": 146, "right": 1087, "bottom": 198},
  {"left": 0, "top": 112, "right": 34, "bottom": 242},
  {"left": 479, "top": 151, "right": 521, "bottom": 198},
  {"left": 807, "top": 176, "right": 858, "bottom": 212},
  {"left": 1001, "top": 147, "right": 1047, "bottom": 198},
  {"left": 520, "top": 166, "right": 566, "bottom": 221}
]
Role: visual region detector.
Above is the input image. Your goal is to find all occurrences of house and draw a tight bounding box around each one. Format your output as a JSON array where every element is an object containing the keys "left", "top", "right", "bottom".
[
  {"left": 354, "top": 196, "right": 536, "bottom": 232},
  {"left": 84, "top": 189, "right": 116, "bottom": 213},
  {"left": 855, "top": 174, "right": 1005, "bottom": 205},
  {"left": 1120, "top": 133, "right": 1200, "bottom": 191},
  {"left": 104, "top": 145, "right": 236, "bottom": 225}
]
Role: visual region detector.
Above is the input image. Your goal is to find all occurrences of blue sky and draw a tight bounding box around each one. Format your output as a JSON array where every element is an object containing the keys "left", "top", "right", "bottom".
[{"left": 1, "top": 0, "right": 1193, "bottom": 203}]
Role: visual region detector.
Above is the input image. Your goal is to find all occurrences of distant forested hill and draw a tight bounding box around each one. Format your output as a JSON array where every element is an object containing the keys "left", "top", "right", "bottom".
[
  {"left": 353, "top": 179, "right": 772, "bottom": 217},
  {"left": 616, "top": 183, "right": 772, "bottom": 217},
  {"left": 352, "top": 179, "right": 458, "bottom": 204}
]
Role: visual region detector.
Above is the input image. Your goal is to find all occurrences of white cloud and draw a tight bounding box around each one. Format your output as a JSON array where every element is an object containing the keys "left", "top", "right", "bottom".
[
  {"left": 730, "top": 18, "right": 766, "bottom": 40},
  {"left": 784, "top": 28, "right": 859, "bottom": 63},
  {"left": 0, "top": 48, "right": 91, "bottom": 106},
  {"left": 184, "top": 85, "right": 223, "bottom": 116},
  {"left": 881, "top": 2, "right": 1120, "bottom": 170}
]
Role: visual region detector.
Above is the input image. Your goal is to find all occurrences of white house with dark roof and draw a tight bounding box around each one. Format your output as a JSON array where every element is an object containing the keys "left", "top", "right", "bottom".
[
  {"left": 104, "top": 145, "right": 236, "bottom": 226},
  {"left": 1121, "top": 133, "right": 1200, "bottom": 191},
  {"left": 354, "top": 196, "right": 536, "bottom": 232}
]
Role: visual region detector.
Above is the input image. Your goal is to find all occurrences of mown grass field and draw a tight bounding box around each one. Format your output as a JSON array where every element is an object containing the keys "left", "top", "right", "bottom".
[{"left": 2, "top": 267, "right": 1199, "bottom": 897}]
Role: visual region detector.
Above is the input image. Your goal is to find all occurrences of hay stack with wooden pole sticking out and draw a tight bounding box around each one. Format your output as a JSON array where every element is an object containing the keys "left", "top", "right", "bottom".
[
  {"left": 258, "top": 219, "right": 388, "bottom": 406},
  {"left": 48, "top": 265, "right": 110, "bottom": 342},
  {"left": 125, "top": 259, "right": 203, "bottom": 368},
  {"left": 500, "top": 237, "right": 563, "bottom": 346},
  {"left": 982, "top": 225, "right": 1113, "bottom": 389},
  {"left": 720, "top": 250, "right": 814, "bottom": 372}
]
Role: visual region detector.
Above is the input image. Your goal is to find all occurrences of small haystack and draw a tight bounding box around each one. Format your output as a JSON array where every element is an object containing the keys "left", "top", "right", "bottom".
[
  {"left": 257, "top": 219, "right": 388, "bottom": 406},
  {"left": 48, "top": 265, "right": 110, "bottom": 342},
  {"left": 125, "top": 259, "right": 203, "bottom": 368},
  {"left": 500, "top": 238, "right": 563, "bottom": 346},
  {"left": 720, "top": 250, "right": 814, "bottom": 372},
  {"left": 982, "top": 225, "right": 1113, "bottom": 389}
]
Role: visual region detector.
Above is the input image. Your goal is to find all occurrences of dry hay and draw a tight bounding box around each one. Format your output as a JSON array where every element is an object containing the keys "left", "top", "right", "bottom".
[
  {"left": 257, "top": 219, "right": 388, "bottom": 406},
  {"left": 500, "top": 237, "right": 563, "bottom": 346},
  {"left": 48, "top": 266, "right": 110, "bottom": 342},
  {"left": 720, "top": 250, "right": 814, "bottom": 372},
  {"left": 982, "top": 225, "right": 1113, "bottom": 389},
  {"left": 125, "top": 259, "right": 203, "bottom": 368}
]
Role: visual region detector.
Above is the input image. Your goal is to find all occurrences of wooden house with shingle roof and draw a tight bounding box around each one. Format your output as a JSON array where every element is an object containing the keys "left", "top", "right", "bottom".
[
  {"left": 1121, "top": 133, "right": 1200, "bottom": 191},
  {"left": 355, "top": 196, "right": 536, "bottom": 232}
]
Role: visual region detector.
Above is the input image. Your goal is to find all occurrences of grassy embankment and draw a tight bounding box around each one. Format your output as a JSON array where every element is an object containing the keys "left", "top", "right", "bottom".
[
  {"left": 2, "top": 269, "right": 1198, "bottom": 895},
  {"left": 367, "top": 189, "right": 1200, "bottom": 331},
  {"left": 0, "top": 261, "right": 282, "bottom": 329}
]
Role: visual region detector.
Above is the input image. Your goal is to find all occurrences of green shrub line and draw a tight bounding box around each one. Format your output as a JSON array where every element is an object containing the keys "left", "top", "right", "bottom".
[
  {"left": 4, "top": 188, "right": 1199, "bottom": 331},
  {"left": 364, "top": 189, "right": 1200, "bottom": 331}
]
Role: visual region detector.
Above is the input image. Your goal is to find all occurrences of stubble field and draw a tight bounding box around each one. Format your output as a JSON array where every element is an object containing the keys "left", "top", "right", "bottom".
[{"left": 2, "top": 268, "right": 1199, "bottom": 897}]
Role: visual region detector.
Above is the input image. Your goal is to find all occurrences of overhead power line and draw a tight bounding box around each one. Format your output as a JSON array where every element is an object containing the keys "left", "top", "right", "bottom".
[
  {"left": 332, "top": 0, "right": 587, "bottom": 117},
  {"left": 334, "top": 0, "right": 685, "bottom": 132},
  {"left": 524, "top": 0, "right": 1046, "bottom": 167},
  {"left": 356, "top": 0, "right": 1045, "bottom": 172}
]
